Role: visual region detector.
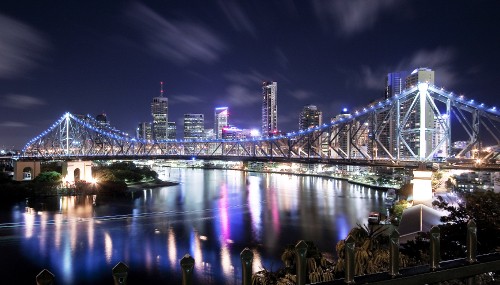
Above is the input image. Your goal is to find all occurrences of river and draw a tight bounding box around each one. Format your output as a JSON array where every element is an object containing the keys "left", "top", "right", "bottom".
[{"left": 0, "top": 168, "right": 388, "bottom": 284}]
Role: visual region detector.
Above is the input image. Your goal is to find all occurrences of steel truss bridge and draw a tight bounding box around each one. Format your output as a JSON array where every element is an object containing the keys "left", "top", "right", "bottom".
[{"left": 21, "top": 83, "right": 500, "bottom": 165}]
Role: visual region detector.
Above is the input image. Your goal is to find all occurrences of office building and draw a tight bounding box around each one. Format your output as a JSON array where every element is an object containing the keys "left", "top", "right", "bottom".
[
  {"left": 433, "top": 114, "right": 449, "bottom": 159},
  {"left": 137, "top": 122, "right": 153, "bottom": 141},
  {"left": 405, "top": 68, "right": 434, "bottom": 89},
  {"left": 331, "top": 108, "right": 351, "bottom": 158},
  {"left": 151, "top": 82, "right": 168, "bottom": 140},
  {"left": 214, "top": 107, "right": 229, "bottom": 139},
  {"left": 262, "top": 81, "right": 278, "bottom": 137},
  {"left": 95, "top": 113, "right": 110, "bottom": 146},
  {"left": 183, "top": 114, "right": 205, "bottom": 139},
  {"left": 204, "top": 128, "right": 215, "bottom": 140},
  {"left": 299, "top": 105, "right": 322, "bottom": 130},
  {"left": 385, "top": 71, "right": 409, "bottom": 99},
  {"left": 400, "top": 68, "right": 435, "bottom": 159},
  {"left": 168, "top": 122, "right": 176, "bottom": 140},
  {"left": 380, "top": 71, "right": 409, "bottom": 158}
]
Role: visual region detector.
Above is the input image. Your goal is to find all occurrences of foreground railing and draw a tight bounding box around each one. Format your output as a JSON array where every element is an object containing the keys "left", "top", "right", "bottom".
[{"left": 35, "top": 220, "right": 500, "bottom": 285}]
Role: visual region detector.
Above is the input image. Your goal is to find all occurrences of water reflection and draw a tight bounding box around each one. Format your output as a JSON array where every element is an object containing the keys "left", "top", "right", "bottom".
[{"left": 0, "top": 168, "right": 386, "bottom": 284}]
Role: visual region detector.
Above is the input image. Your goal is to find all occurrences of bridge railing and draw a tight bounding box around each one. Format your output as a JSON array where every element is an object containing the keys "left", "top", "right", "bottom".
[{"left": 35, "top": 220, "right": 500, "bottom": 285}]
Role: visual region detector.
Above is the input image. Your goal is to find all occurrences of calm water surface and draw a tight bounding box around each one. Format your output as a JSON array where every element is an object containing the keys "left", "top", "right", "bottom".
[{"left": 0, "top": 168, "right": 387, "bottom": 284}]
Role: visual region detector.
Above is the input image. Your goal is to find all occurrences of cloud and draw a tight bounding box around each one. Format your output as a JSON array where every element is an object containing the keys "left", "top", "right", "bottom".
[
  {"left": 312, "top": 0, "right": 398, "bottom": 35},
  {"left": 0, "top": 14, "right": 48, "bottom": 78},
  {"left": 0, "top": 121, "right": 28, "bottom": 127},
  {"left": 126, "top": 2, "right": 227, "bottom": 65},
  {"left": 289, "top": 89, "right": 314, "bottom": 100},
  {"left": 404, "top": 48, "right": 457, "bottom": 87},
  {"left": 225, "top": 85, "right": 260, "bottom": 107},
  {"left": 170, "top": 94, "right": 204, "bottom": 105},
  {"left": 217, "top": 1, "right": 257, "bottom": 36},
  {"left": 275, "top": 48, "right": 289, "bottom": 69},
  {"left": 1, "top": 94, "right": 47, "bottom": 109},
  {"left": 224, "top": 70, "right": 267, "bottom": 86},
  {"left": 360, "top": 66, "right": 385, "bottom": 90},
  {"left": 357, "top": 47, "right": 457, "bottom": 91}
]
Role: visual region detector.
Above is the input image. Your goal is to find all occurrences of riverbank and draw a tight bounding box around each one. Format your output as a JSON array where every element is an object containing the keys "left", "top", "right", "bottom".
[
  {"left": 201, "top": 167, "right": 402, "bottom": 191},
  {"left": 127, "top": 180, "right": 179, "bottom": 191}
]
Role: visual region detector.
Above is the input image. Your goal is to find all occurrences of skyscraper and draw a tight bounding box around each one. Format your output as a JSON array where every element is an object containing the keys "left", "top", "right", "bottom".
[
  {"left": 404, "top": 68, "right": 434, "bottom": 89},
  {"left": 385, "top": 71, "right": 409, "bottom": 99},
  {"left": 214, "top": 107, "right": 229, "bottom": 139},
  {"left": 379, "top": 71, "right": 409, "bottom": 158},
  {"left": 137, "top": 122, "right": 153, "bottom": 140},
  {"left": 299, "top": 105, "right": 322, "bottom": 130},
  {"left": 262, "top": 81, "right": 278, "bottom": 137},
  {"left": 167, "top": 122, "right": 176, "bottom": 140},
  {"left": 397, "top": 67, "right": 435, "bottom": 159},
  {"left": 151, "top": 82, "right": 168, "bottom": 140},
  {"left": 183, "top": 114, "right": 204, "bottom": 139}
]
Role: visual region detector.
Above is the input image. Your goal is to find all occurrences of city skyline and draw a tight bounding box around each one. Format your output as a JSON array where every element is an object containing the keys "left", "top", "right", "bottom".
[{"left": 1, "top": 1, "right": 500, "bottom": 149}]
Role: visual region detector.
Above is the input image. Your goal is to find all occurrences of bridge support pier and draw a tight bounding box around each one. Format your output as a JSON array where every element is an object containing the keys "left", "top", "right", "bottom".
[
  {"left": 13, "top": 160, "right": 41, "bottom": 181},
  {"left": 62, "top": 161, "right": 93, "bottom": 184},
  {"left": 412, "top": 169, "right": 433, "bottom": 203}
]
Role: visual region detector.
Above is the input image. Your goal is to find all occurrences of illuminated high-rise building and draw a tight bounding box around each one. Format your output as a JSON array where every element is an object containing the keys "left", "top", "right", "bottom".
[
  {"left": 167, "top": 122, "right": 176, "bottom": 140},
  {"left": 183, "top": 114, "right": 204, "bottom": 139},
  {"left": 400, "top": 68, "right": 435, "bottom": 159},
  {"left": 214, "top": 107, "right": 229, "bottom": 139},
  {"left": 151, "top": 82, "right": 168, "bottom": 140},
  {"left": 262, "top": 81, "right": 278, "bottom": 137},
  {"left": 405, "top": 68, "right": 434, "bottom": 89},
  {"left": 299, "top": 105, "right": 322, "bottom": 130},
  {"left": 433, "top": 114, "right": 449, "bottom": 159},
  {"left": 385, "top": 71, "right": 409, "bottom": 99},
  {"left": 137, "top": 122, "right": 153, "bottom": 140},
  {"left": 95, "top": 113, "right": 110, "bottom": 128},
  {"left": 378, "top": 71, "right": 409, "bottom": 158}
]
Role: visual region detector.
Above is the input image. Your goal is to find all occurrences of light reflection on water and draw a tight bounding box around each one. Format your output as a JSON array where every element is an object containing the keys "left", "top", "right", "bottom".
[{"left": 0, "top": 168, "right": 386, "bottom": 284}]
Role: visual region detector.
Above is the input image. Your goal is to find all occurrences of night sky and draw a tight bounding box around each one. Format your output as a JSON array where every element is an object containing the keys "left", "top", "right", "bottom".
[{"left": 1, "top": 1, "right": 499, "bottom": 149}]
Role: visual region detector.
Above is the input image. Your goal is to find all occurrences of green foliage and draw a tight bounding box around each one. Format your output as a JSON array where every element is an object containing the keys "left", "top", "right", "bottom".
[
  {"left": 33, "top": 171, "right": 62, "bottom": 183},
  {"left": 432, "top": 191, "right": 500, "bottom": 257},
  {"left": 92, "top": 161, "right": 159, "bottom": 183},
  {"left": 393, "top": 200, "right": 410, "bottom": 222}
]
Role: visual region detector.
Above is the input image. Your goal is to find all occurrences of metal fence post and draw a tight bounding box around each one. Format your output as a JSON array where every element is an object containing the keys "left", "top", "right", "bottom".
[
  {"left": 466, "top": 220, "right": 478, "bottom": 285},
  {"left": 466, "top": 219, "right": 477, "bottom": 263},
  {"left": 180, "top": 254, "right": 195, "bottom": 285},
  {"left": 389, "top": 230, "right": 400, "bottom": 276},
  {"left": 36, "top": 269, "right": 54, "bottom": 285},
  {"left": 295, "top": 240, "right": 308, "bottom": 285},
  {"left": 240, "top": 248, "right": 253, "bottom": 285},
  {"left": 430, "top": 226, "right": 441, "bottom": 270},
  {"left": 112, "top": 262, "right": 128, "bottom": 285},
  {"left": 345, "top": 235, "right": 355, "bottom": 284}
]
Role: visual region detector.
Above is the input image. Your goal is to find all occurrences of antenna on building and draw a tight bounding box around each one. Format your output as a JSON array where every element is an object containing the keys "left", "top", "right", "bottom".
[{"left": 160, "top": 81, "right": 164, "bottom": 97}]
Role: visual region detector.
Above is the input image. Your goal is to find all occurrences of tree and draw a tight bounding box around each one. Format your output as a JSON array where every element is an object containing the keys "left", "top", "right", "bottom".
[
  {"left": 333, "top": 224, "right": 409, "bottom": 276},
  {"left": 33, "top": 171, "right": 62, "bottom": 183},
  {"left": 432, "top": 191, "right": 500, "bottom": 258}
]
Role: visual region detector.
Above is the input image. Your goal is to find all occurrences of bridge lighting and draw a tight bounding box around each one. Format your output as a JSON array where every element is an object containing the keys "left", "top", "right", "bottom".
[
  {"left": 491, "top": 107, "right": 497, "bottom": 111},
  {"left": 469, "top": 99, "right": 474, "bottom": 103},
  {"left": 250, "top": 129, "right": 260, "bottom": 137},
  {"left": 480, "top": 103, "right": 484, "bottom": 107}
]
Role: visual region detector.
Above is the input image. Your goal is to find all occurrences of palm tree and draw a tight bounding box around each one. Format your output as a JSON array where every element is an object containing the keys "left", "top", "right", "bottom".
[{"left": 334, "top": 224, "right": 409, "bottom": 276}]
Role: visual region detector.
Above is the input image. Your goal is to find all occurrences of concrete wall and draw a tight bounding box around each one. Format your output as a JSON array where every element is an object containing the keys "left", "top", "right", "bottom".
[
  {"left": 13, "top": 161, "right": 41, "bottom": 181},
  {"left": 62, "top": 161, "right": 93, "bottom": 182}
]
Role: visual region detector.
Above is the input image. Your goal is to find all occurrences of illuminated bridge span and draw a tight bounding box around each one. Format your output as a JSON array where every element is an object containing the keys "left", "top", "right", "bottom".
[{"left": 21, "top": 84, "right": 500, "bottom": 163}]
